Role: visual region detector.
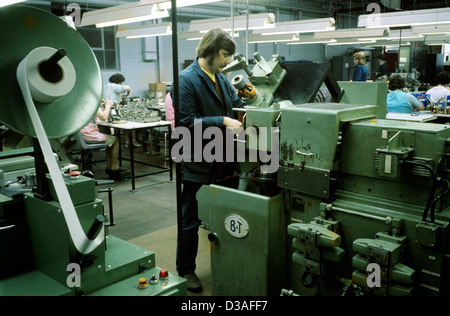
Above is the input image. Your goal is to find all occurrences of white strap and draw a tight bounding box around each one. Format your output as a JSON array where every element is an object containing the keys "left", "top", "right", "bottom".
[{"left": 16, "top": 53, "right": 104, "bottom": 255}]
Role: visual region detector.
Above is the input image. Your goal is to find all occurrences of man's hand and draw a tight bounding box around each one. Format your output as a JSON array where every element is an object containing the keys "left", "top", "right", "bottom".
[{"left": 223, "top": 116, "right": 242, "bottom": 133}]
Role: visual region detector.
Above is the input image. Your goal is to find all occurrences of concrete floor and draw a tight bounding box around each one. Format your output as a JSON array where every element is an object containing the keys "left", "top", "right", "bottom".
[{"left": 89, "top": 141, "right": 211, "bottom": 297}]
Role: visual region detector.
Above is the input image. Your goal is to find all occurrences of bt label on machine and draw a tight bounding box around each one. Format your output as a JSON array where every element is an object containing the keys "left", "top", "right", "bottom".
[{"left": 224, "top": 214, "right": 249, "bottom": 238}]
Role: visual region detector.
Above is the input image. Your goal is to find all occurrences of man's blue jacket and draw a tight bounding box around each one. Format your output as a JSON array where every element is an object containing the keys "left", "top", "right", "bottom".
[{"left": 174, "top": 58, "right": 247, "bottom": 183}]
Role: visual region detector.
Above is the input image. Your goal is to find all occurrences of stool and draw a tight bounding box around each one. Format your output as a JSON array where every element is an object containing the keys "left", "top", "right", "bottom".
[{"left": 69, "top": 132, "right": 108, "bottom": 171}]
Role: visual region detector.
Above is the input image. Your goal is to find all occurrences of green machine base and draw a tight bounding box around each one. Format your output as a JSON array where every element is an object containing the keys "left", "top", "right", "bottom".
[
  {"left": 0, "top": 172, "right": 186, "bottom": 296},
  {"left": 1, "top": 235, "right": 186, "bottom": 296},
  {"left": 198, "top": 184, "right": 286, "bottom": 296},
  {"left": 88, "top": 267, "right": 186, "bottom": 296}
]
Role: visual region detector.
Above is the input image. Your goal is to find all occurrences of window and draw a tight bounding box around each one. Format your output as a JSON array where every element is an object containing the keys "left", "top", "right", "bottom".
[
  {"left": 49, "top": 3, "right": 119, "bottom": 70},
  {"left": 77, "top": 26, "right": 119, "bottom": 70}
]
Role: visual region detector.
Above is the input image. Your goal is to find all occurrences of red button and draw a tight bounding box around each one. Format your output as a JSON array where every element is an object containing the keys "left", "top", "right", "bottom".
[{"left": 159, "top": 269, "right": 169, "bottom": 280}]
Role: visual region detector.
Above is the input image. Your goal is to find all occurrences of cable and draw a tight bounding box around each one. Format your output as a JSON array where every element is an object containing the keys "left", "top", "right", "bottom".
[
  {"left": 403, "top": 160, "right": 438, "bottom": 223},
  {"left": 430, "top": 179, "right": 450, "bottom": 223}
]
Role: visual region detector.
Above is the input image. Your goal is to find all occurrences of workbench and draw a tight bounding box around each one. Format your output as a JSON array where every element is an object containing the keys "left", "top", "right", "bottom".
[{"left": 97, "top": 120, "right": 173, "bottom": 191}]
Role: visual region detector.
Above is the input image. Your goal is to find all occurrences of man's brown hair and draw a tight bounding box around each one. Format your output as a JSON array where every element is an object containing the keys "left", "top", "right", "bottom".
[{"left": 196, "top": 28, "right": 236, "bottom": 59}]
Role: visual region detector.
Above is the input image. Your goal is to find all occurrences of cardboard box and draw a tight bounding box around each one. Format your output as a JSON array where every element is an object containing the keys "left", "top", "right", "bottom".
[
  {"left": 149, "top": 83, "right": 166, "bottom": 91},
  {"left": 148, "top": 83, "right": 167, "bottom": 102}
]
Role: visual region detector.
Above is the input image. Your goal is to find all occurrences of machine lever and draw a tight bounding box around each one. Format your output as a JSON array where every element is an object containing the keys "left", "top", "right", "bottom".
[
  {"left": 296, "top": 150, "right": 314, "bottom": 157},
  {"left": 39, "top": 48, "right": 67, "bottom": 84},
  {"left": 0, "top": 224, "right": 16, "bottom": 231},
  {"left": 71, "top": 215, "right": 104, "bottom": 268},
  {"left": 46, "top": 48, "right": 67, "bottom": 65},
  {"left": 87, "top": 215, "right": 105, "bottom": 240},
  {"left": 208, "top": 233, "right": 217, "bottom": 242}
]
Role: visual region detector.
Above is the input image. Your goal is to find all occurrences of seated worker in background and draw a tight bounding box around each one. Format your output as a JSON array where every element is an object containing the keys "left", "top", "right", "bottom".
[
  {"left": 80, "top": 99, "right": 126, "bottom": 179},
  {"left": 387, "top": 75, "right": 423, "bottom": 113},
  {"left": 104, "top": 73, "right": 132, "bottom": 104},
  {"left": 426, "top": 71, "right": 450, "bottom": 104},
  {"left": 352, "top": 51, "right": 369, "bottom": 82},
  {"left": 104, "top": 73, "right": 141, "bottom": 148}
]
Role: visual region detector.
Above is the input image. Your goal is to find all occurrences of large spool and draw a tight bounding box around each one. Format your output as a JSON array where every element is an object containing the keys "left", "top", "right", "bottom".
[
  {"left": 0, "top": 5, "right": 102, "bottom": 138},
  {"left": 0, "top": 5, "right": 105, "bottom": 255}
]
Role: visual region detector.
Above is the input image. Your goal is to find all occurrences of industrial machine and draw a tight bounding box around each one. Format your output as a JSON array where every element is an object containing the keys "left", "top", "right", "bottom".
[
  {"left": 0, "top": 5, "right": 186, "bottom": 296},
  {"left": 198, "top": 52, "right": 450, "bottom": 296}
]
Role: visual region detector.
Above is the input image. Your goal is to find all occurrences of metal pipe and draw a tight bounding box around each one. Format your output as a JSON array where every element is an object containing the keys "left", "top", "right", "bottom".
[
  {"left": 231, "top": 0, "right": 234, "bottom": 36},
  {"left": 0, "top": 224, "right": 16, "bottom": 231},
  {"left": 327, "top": 204, "right": 392, "bottom": 223},
  {"left": 98, "top": 187, "right": 115, "bottom": 227},
  {"left": 246, "top": 0, "right": 249, "bottom": 62},
  {"left": 171, "top": 0, "right": 183, "bottom": 274}
]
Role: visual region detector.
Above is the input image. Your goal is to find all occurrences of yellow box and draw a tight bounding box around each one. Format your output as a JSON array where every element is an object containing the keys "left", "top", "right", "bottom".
[
  {"left": 148, "top": 83, "right": 167, "bottom": 102},
  {"left": 149, "top": 83, "right": 166, "bottom": 91}
]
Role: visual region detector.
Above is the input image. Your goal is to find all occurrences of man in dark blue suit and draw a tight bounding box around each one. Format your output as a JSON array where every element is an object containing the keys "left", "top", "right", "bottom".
[{"left": 174, "top": 28, "right": 247, "bottom": 292}]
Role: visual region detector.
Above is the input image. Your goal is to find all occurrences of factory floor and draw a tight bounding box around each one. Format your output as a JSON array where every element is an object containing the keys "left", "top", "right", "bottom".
[{"left": 87, "top": 141, "right": 211, "bottom": 297}]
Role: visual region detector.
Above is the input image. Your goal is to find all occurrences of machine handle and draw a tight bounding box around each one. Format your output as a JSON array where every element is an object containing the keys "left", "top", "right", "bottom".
[
  {"left": 0, "top": 224, "right": 16, "bottom": 231},
  {"left": 39, "top": 48, "right": 67, "bottom": 84},
  {"left": 296, "top": 150, "right": 314, "bottom": 157},
  {"left": 86, "top": 215, "right": 105, "bottom": 240},
  {"left": 98, "top": 187, "right": 115, "bottom": 227},
  {"left": 46, "top": 48, "right": 67, "bottom": 65},
  {"left": 208, "top": 233, "right": 217, "bottom": 242}
]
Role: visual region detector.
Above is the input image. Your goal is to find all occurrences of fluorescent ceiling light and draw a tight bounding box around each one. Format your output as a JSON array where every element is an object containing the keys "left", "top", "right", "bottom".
[
  {"left": 314, "top": 27, "right": 389, "bottom": 39},
  {"left": 385, "top": 29, "right": 423, "bottom": 41},
  {"left": 287, "top": 35, "right": 336, "bottom": 45},
  {"left": 188, "top": 13, "right": 275, "bottom": 33},
  {"left": 116, "top": 22, "right": 172, "bottom": 38},
  {"left": 425, "top": 42, "right": 448, "bottom": 46},
  {"left": 179, "top": 30, "right": 238, "bottom": 41},
  {"left": 140, "top": 0, "right": 223, "bottom": 9},
  {"left": 411, "top": 23, "right": 450, "bottom": 35},
  {"left": 424, "top": 33, "right": 450, "bottom": 45},
  {"left": 355, "top": 30, "right": 423, "bottom": 42},
  {"left": 425, "top": 34, "right": 450, "bottom": 41},
  {"left": 358, "top": 30, "right": 426, "bottom": 47},
  {"left": 252, "top": 18, "right": 335, "bottom": 35},
  {"left": 248, "top": 33, "right": 299, "bottom": 43},
  {"left": 0, "top": 0, "right": 26, "bottom": 7},
  {"left": 361, "top": 41, "right": 411, "bottom": 47},
  {"left": 326, "top": 40, "right": 376, "bottom": 46},
  {"left": 80, "top": 2, "right": 169, "bottom": 28},
  {"left": 358, "top": 8, "right": 450, "bottom": 28},
  {"left": 178, "top": 30, "right": 204, "bottom": 40}
]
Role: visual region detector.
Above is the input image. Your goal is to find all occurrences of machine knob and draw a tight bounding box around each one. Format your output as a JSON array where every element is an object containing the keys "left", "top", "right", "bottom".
[
  {"left": 159, "top": 269, "right": 169, "bottom": 280},
  {"left": 232, "top": 74, "right": 246, "bottom": 90},
  {"left": 208, "top": 233, "right": 217, "bottom": 242},
  {"left": 137, "top": 277, "right": 149, "bottom": 289}
]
